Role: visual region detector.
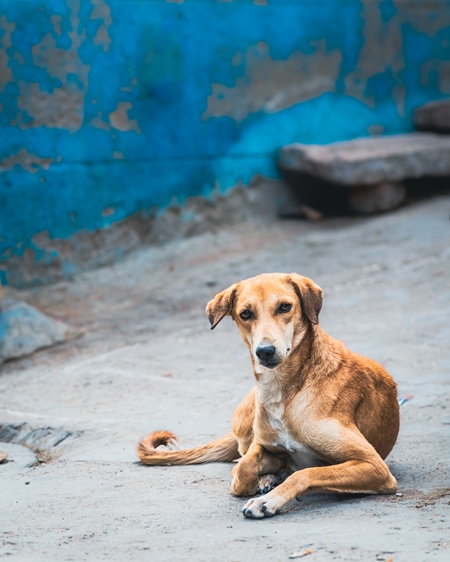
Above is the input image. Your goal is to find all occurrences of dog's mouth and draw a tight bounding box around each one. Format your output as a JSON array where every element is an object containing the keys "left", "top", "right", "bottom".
[{"left": 258, "top": 360, "right": 281, "bottom": 369}]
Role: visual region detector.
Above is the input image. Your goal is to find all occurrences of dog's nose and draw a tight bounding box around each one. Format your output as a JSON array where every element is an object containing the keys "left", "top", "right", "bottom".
[{"left": 256, "top": 345, "right": 276, "bottom": 361}]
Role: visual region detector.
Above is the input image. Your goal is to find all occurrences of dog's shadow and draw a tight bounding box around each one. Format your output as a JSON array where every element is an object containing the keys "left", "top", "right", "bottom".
[{"left": 278, "top": 492, "right": 382, "bottom": 517}]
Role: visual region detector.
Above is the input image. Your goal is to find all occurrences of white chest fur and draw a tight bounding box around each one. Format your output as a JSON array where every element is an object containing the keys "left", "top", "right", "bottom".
[{"left": 256, "top": 370, "right": 324, "bottom": 470}]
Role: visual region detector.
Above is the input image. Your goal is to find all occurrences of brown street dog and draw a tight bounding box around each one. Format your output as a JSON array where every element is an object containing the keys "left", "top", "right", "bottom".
[{"left": 137, "top": 273, "right": 400, "bottom": 519}]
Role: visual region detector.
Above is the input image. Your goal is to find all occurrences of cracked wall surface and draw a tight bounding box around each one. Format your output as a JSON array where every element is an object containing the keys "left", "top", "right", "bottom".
[{"left": 1, "top": 0, "right": 450, "bottom": 286}]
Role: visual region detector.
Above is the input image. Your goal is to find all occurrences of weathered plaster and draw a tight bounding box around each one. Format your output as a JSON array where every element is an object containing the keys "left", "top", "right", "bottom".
[
  {"left": 0, "top": 149, "right": 53, "bottom": 174},
  {"left": 50, "top": 15, "right": 62, "bottom": 36},
  {"left": 203, "top": 41, "right": 342, "bottom": 122},
  {"left": 3, "top": 1, "right": 90, "bottom": 132},
  {"left": 344, "top": 0, "right": 405, "bottom": 112},
  {"left": 90, "top": 0, "right": 112, "bottom": 52},
  {"left": 89, "top": 111, "right": 111, "bottom": 131},
  {"left": 204, "top": 0, "right": 450, "bottom": 123},
  {"left": 399, "top": 0, "right": 450, "bottom": 37},
  {"left": 15, "top": 82, "right": 86, "bottom": 131},
  {"left": 0, "top": 16, "right": 15, "bottom": 90},
  {"left": 109, "top": 102, "right": 141, "bottom": 133},
  {"left": 421, "top": 59, "right": 450, "bottom": 94},
  {"left": 345, "top": 0, "right": 450, "bottom": 115}
]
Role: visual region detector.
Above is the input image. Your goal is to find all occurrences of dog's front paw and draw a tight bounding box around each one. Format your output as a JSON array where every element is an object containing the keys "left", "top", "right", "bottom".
[
  {"left": 242, "top": 494, "right": 280, "bottom": 519},
  {"left": 258, "top": 474, "right": 278, "bottom": 494}
]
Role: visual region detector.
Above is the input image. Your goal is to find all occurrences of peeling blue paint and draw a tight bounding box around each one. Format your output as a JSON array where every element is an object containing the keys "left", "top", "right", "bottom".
[
  {"left": 380, "top": 0, "right": 397, "bottom": 23},
  {"left": 365, "top": 69, "right": 397, "bottom": 103},
  {"left": 1, "top": 0, "right": 450, "bottom": 285}
]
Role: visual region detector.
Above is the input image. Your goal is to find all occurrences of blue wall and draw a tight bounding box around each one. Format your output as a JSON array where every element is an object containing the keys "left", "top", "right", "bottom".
[{"left": 1, "top": 0, "right": 450, "bottom": 285}]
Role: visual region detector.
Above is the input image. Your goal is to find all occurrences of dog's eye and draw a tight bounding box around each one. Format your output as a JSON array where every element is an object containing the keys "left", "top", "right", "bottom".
[
  {"left": 239, "top": 309, "right": 252, "bottom": 320},
  {"left": 279, "top": 303, "right": 292, "bottom": 313}
]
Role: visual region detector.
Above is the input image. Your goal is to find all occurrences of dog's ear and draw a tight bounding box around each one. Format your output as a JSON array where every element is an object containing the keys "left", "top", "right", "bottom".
[
  {"left": 206, "top": 283, "right": 238, "bottom": 330},
  {"left": 288, "top": 274, "right": 323, "bottom": 325}
]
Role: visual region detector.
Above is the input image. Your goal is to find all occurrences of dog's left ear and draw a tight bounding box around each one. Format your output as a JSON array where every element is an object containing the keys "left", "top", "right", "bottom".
[
  {"left": 288, "top": 274, "right": 323, "bottom": 325},
  {"left": 206, "top": 283, "right": 238, "bottom": 330}
]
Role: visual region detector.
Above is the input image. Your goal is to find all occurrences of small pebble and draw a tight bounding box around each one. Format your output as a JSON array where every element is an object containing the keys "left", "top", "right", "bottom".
[{"left": 289, "top": 549, "right": 313, "bottom": 559}]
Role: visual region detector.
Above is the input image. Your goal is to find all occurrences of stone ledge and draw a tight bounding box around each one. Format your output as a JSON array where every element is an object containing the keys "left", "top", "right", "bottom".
[
  {"left": 279, "top": 133, "right": 450, "bottom": 186},
  {"left": 414, "top": 99, "right": 450, "bottom": 133}
]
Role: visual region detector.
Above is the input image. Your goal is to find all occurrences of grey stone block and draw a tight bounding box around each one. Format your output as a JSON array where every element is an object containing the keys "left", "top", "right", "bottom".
[
  {"left": 414, "top": 99, "right": 450, "bottom": 133},
  {"left": 0, "top": 298, "right": 70, "bottom": 363},
  {"left": 0, "top": 422, "right": 76, "bottom": 450},
  {"left": 0, "top": 442, "right": 37, "bottom": 473},
  {"left": 279, "top": 133, "right": 450, "bottom": 186}
]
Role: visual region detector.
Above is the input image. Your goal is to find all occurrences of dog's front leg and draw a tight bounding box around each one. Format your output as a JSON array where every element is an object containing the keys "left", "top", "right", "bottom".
[
  {"left": 230, "top": 443, "right": 287, "bottom": 497},
  {"left": 242, "top": 456, "right": 397, "bottom": 518}
]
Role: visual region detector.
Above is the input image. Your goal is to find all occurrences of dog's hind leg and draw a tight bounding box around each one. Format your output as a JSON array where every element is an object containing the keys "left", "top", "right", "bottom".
[
  {"left": 258, "top": 468, "right": 293, "bottom": 494},
  {"left": 242, "top": 426, "right": 398, "bottom": 518},
  {"left": 243, "top": 457, "right": 397, "bottom": 518},
  {"left": 257, "top": 474, "right": 278, "bottom": 494}
]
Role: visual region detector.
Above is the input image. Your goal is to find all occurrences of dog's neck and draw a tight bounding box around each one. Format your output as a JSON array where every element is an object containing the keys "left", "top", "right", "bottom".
[{"left": 253, "top": 324, "right": 342, "bottom": 408}]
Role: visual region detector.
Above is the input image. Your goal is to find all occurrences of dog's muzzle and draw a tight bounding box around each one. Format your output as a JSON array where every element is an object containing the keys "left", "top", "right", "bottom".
[{"left": 255, "top": 345, "right": 281, "bottom": 369}]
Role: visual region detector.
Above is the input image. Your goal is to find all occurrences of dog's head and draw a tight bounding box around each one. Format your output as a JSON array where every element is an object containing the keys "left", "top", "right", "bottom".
[{"left": 206, "top": 273, "right": 323, "bottom": 371}]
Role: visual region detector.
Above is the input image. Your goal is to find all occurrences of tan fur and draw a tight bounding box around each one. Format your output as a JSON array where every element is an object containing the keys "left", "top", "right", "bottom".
[
  {"left": 137, "top": 431, "right": 238, "bottom": 465},
  {"left": 137, "top": 273, "right": 400, "bottom": 518}
]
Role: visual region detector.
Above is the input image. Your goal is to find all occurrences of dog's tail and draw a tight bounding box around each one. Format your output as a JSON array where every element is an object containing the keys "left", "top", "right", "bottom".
[{"left": 136, "top": 430, "right": 239, "bottom": 465}]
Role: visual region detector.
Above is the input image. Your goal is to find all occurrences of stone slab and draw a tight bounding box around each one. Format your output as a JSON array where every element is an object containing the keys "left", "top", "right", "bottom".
[
  {"left": 0, "top": 422, "right": 76, "bottom": 450},
  {"left": 279, "top": 133, "right": 450, "bottom": 186},
  {"left": 0, "top": 442, "right": 37, "bottom": 475},
  {"left": 414, "top": 99, "right": 450, "bottom": 132},
  {"left": 0, "top": 298, "right": 71, "bottom": 363}
]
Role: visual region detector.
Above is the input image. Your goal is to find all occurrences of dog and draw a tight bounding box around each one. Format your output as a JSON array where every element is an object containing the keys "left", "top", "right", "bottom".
[{"left": 137, "top": 273, "right": 399, "bottom": 518}]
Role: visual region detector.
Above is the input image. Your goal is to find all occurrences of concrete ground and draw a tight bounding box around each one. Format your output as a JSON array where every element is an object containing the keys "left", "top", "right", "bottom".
[{"left": 1, "top": 193, "right": 449, "bottom": 561}]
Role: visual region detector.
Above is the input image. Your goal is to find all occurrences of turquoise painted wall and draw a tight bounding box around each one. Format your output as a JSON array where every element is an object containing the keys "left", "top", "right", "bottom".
[{"left": 1, "top": 0, "right": 450, "bottom": 285}]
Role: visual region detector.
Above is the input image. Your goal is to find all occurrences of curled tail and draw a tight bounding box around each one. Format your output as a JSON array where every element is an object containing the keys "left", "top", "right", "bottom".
[{"left": 136, "top": 430, "right": 239, "bottom": 465}]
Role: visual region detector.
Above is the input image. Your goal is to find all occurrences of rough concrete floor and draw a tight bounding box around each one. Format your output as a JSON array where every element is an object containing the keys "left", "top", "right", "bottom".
[{"left": 1, "top": 194, "right": 449, "bottom": 561}]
